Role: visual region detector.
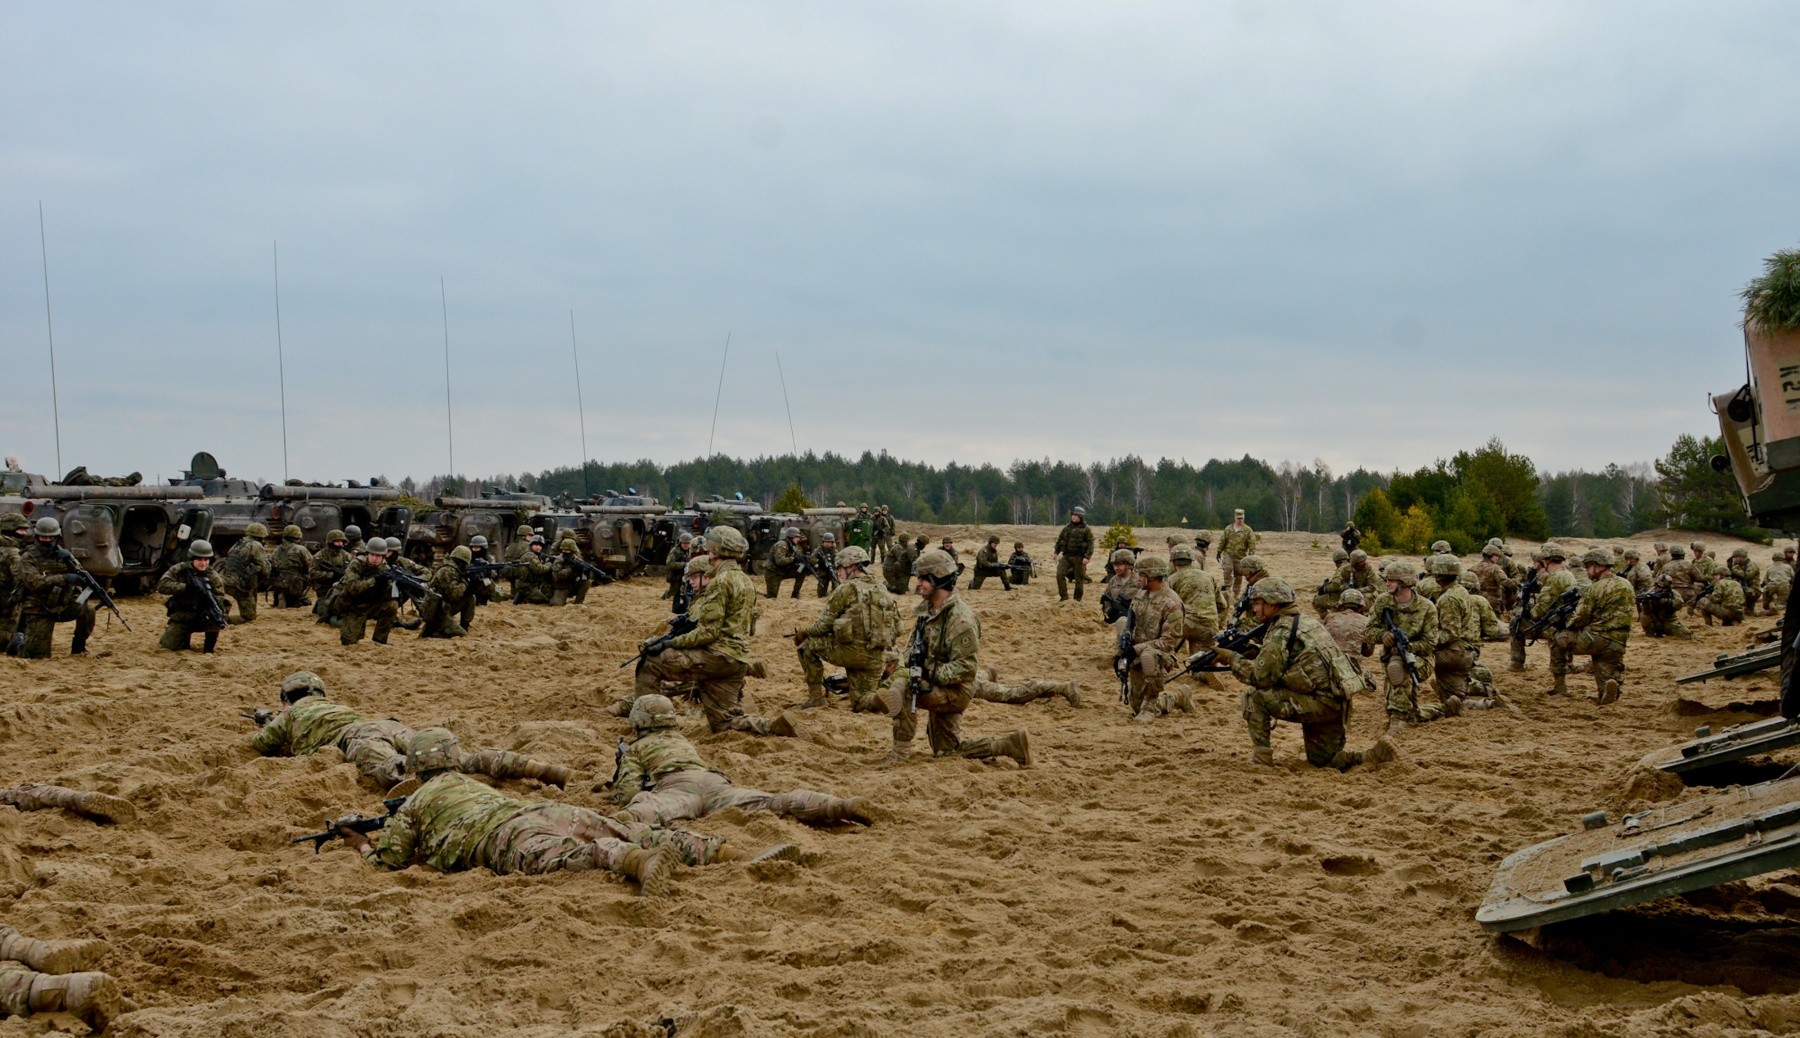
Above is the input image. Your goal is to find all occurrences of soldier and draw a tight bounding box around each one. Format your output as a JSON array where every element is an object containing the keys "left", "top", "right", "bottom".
[
  {"left": 1727, "top": 548, "right": 1762, "bottom": 615},
  {"left": 1691, "top": 541, "right": 1717, "bottom": 581},
  {"left": 550, "top": 537, "right": 593, "bottom": 605},
  {"left": 1427, "top": 555, "right": 1501, "bottom": 712},
  {"left": 419, "top": 546, "right": 472, "bottom": 638},
  {"left": 792, "top": 546, "right": 900, "bottom": 710},
  {"left": 1618, "top": 548, "right": 1653, "bottom": 594},
  {"left": 813, "top": 532, "right": 843, "bottom": 597},
  {"left": 1120, "top": 554, "right": 1194, "bottom": 722},
  {"left": 939, "top": 536, "right": 959, "bottom": 564},
  {"left": 1638, "top": 574, "right": 1691, "bottom": 639},
  {"left": 503, "top": 524, "right": 534, "bottom": 567},
  {"left": 1053, "top": 506, "right": 1094, "bottom": 602},
  {"left": 1311, "top": 548, "right": 1351, "bottom": 617},
  {"left": 888, "top": 549, "right": 1030, "bottom": 765},
  {"left": 882, "top": 531, "right": 917, "bottom": 595},
  {"left": 1221, "top": 555, "right": 1272, "bottom": 637},
  {"left": 1511, "top": 546, "right": 1578, "bottom": 671},
  {"left": 1216, "top": 508, "right": 1260, "bottom": 597},
  {"left": 1552, "top": 549, "right": 1634, "bottom": 703},
  {"left": 383, "top": 538, "right": 430, "bottom": 578},
  {"left": 336, "top": 730, "right": 792, "bottom": 897},
  {"left": 331, "top": 537, "right": 400, "bottom": 646},
  {"left": 1214, "top": 577, "right": 1396, "bottom": 771},
  {"left": 1099, "top": 547, "right": 1139, "bottom": 623},
  {"left": 1007, "top": 541, "right": 1034, "bottom": 586},
  {"left": 463, "top": 535, "right": 495, "bottom": 631},
  {"left": 765, "top": 526, "right": 809, "bottom": 599},
  {"left": 1193, "top": 531, "right": 1212, "bottom": 571},
  {"left": 512, "top": 536, "right": 556, "bottom": 605},
  {"left": 1694, "top": 575, "right": 1746, "bottom": 627},
  {"left": 872, "top": 504, "right": 895, "bottom": 561},
  {"left": 251, "top": 671, "right": 569, "bottom": 788},
  {"left": 1764, "top": 551, "right": 1794, "bottom": 615},
  {"left": 1660, "top": 545, "right": 1699, "bottom": 611},
  {"left": 1167, "top": 544, "right": 1225, "bottom": 657},
  {"left": 1460, "top": 571, "right": 1508, "bottom": 642},
  {"left": 612, "top": 695, "right": 872, "bottom": 826},
  {"left": 343, "top": 524, "right": 366, "bottom": 556},
  {"left": 14, "top": 517, "right": 98, "bottom": 659},
  {"left": 1362, "top": 560, "right": 1442, "bottom": 731},
  {"left": 970, "top": 535, "right": 1014, "bottom": 591},
  {"left": 1344, "top": 549, "right": 1383, "bottom": 598},
  {"left": 1340, "top": 522, "right": 1361, "bottom": 555},
  {"left": 219, "top": 522, "right": 272, "bottom": 624},
  {"left": 846, "top": 505, "right": 875, "bottom": 555},
  {"left": 0, "top": 512, "right": 28, "bottom": 645},
  {"left": 663, "top": 532, "right": 693, "bottom": 601},
  {"left": 310, "top": 529, "right": 353, "bottom": 623},
  {"left": 1470, "top": 545, "right": 1514, "bottom": 618},
  {"left": 1651, "top": 542, "right": 1670, "bottom": 575},
  {"left": 970, "top": 666, "right": 1082, "bottom": 707},
  {"left": 621, "top": 526, "right": 796, "bottom": 737},
  {"left": 155, "top": 540, "right": 228, "bottom": 652},
  {"left": 1325, "top": 588, "right": 1369, "bottom": 656},
  {"left": 267, "top": 524, "right": 312, "bottom": 607}
]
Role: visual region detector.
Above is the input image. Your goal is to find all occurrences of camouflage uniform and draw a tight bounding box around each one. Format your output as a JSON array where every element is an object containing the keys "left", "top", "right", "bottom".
[
  {"left": 613, "top": 728, "right": 862, "bottom": 825},
  {"left": 1325, "top": 603, "right": 1369, "bottom": 657},
  {"left": 766, "top": 536, "right": 807, "bottom": 599},
  {"left": 1618, "top": 556, "right": 1653, "bottom": 595},
  {"left": 1553, "top": 558, "right": 1633, "bottom": 701},
  {"left": 797, "top": 567, "right": 901, "bottom": 710},
  {"left": 1007, "top": 543, "right": 1034, "bottom": 586},
  {"left": 1728, "top": 552, "right": 1762, "bottom": 615},
  {"left": 15, "top": 540, "right": 97, "bottom": 659},
  {"left": 155, "top": 559, "right": 228, "bottom": 651},
  {"left": 1099, "top": 550, "right": 1139, "bottom": 623},
  {"left": 512, "top": 546, "right": 555, "bottom": 605},
  {"left": 333, "top": 556, "right": 398, "bottom": 645},
  {"left": 972, "top": 675, "right": 1080, "bottom": 706},
  {"left": 1510, "top": 562, "right": 1578, "bottom": 669},
  {"left": 550, "top": 546, "right": 592, "bottom": 606},
  {"left": 662, "top": 540, "right": 692, "bottom": 601},
  {"left": 1695, "top": 577, "right": 1746, "bottom": 626},
  {"left": 1363, "top": 588, "right": 1441, "bottom": 725},
  {"left": 889, "top": 588, "right": 1027, "bottom": 763},
  {"left": 309, "top": 540, "right": 352, "bottom": 621},
  {"left": 871, "top": 507, "right": 895, "bottom": 560},
  {"left": 1431, "top": 581, "right": 1482, "bottom": 704},
  {"left": 882, "top": 538, "right": 917, "bottom": 595},
  {"left": 1053, "top": 518, "right": 1094, "bottom": 601},
  {"left": 1662, "top": 551, "right": 1698, "bottom": 604},
  {"left": 633, "top": 558, "right": 787, "bottom": 735},
  {"left": 1167, "top": 555, "right": 1224, "bottom": 654},
  {"left": 0, "top": 519, "right": 29, "bottom": 642},
  {"left": 368, "top": 771, "right": 720, "bottom": 875},
  {"left": 1638, "top": 576, "right": 1691, "bottom": 639},
  {"left": 811, "top": 543, "right": 840, "bottom": 597},
  {"left": 1216, "top": 518, "right": 1260, "bottom": 597},
  {"left": 1311, "top": 551, "right": 1349, "bottom": 617},
  {"left": 420, "top": 553, "right": 471, "bottom": 638},
  {"left": 253, "top": 697, "right": 558, "bottom": 788},
  {"left": 969, "top": 540, "right": 1013, "bottom": 591},
  {"left": 219, "top": 535, "right": 271, "bottom": 624},
  {"left": 1343, "top": 555, "right": 1384, "bottom": 597},
  {"left": 1764, "top": 556, "right": 1794, "bottom": 614},
  {"left": 1122, "top": 579, "right": 1188, "bottom": 719},
  {"left": 269, "top": 535, "right": 313, "bottom": 607},
  {"left": 1231, "top": 605, "right": 1374, "bottom": 769},
  {"left": 1470, "top": 555, "right": 1514, "bottom": 616}
]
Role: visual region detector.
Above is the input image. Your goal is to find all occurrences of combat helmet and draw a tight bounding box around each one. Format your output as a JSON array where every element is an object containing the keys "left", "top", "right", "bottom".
[
  {"left": 247, "top": 522, "right": 269, "bottom": 539},
  {"left": 1381, "top": 560, "right": 1417, "bottom": 586},
  {"left": 1671, "top": 546, "right": 1687, "bottom": 558},
  {"left": 1349, "top": 549, "right": 1369, "bottom": 564},
  {"left": 628, "top": 694, "right": 681, "bottom": 733},
  {"left": 405, "top": 728, "right": 462, "bottom": 776},
  {"left": 1109, "top": 548, "right": 1135, "bottom": 566},
  {"left": 1580, "top": 548, "right": 1613, "bottom": 568},
  {"left": 707, "top": 525, "right": 748, "bottom": 558},
  {"left": 344, "top": 525, "right": 362, "bottom": 540},
  {"left": 1331, "top": 548, "right": 1349, "bottom": 564},
  {"left": 280, "top": 670, "right": 326, "bottom": 704},
  {"left": 365, "top": 537, "right": 388, "bottom": 554},
  {"left": 913, "top": 548, "right": 959, "bottom": 586},
  {"left": 1071, "top": 506, "right": 1087, "bottom": 517},
  {"left": 283, "top": 525, "right": 303, "bottom": 541},
  {"left": 1248, "top": 577, "right": 1295, "bottom": 606},
  {"left": 1457, "top": 571, "right": 1479, "bottom": 592},
  {"left": 684, "top": 554, "right": 713, "bottom": 578},
  {"left": 1339, "top": 588, "right": 1367, "bottom": 610},
  {"left": 783, "top": 526, "right": 801, "bottom": 539},
  {"left": 0, "top": 511, "right": 25, "bottom": 531},
  {"left": 326, "top": 529, "right": 346, "bottom": 544},
  {"left": 188, "top": 539, "right": 215, "bottom": 559},
  {"left": 1238, "top": 554, "right": 1267, "bottom": 578},
  {"left": 1541, "top": 544, "right": 1568, "bottom": 562},
  {"left": 1170, "top": 544, "right": 1195, "bottom": 563},
  {"left": 34, "top": 516, "right": 61, "bottom": 537},
  {"left": 469, "top": 535, "right": 488, "bottom": 549},
  {"left": 516, "top": 524, "right": 533, "bottom": 537},
  {"left": 836, "top": 545, "right": 871, "bottom": 569},
  {"left": 1134, "top": 554, "right": 1171, "bottom": 579},
  {"left": 1427, "top": 554, "right": 1462, "bottom": 577},
  {"left": 450, "top": 545, "right": 472, "bottom": 563},
  {"left": 558, "top": 537, "right": 578, "bottom": 552},
  {"left": 1430, "top": 540, "right": 1452, "bottom": 554}
]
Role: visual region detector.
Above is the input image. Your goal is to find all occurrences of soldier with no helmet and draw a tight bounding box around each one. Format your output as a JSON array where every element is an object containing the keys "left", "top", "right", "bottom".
[
  {"left": 1053, "top": 506, "right": 1094, "bottom": 602},
  {"left": 156, "top": 539, "right": 228, "bottom": 652},
  {"left": 1216, "top": 508, "right": 1260, "bottom": 598},
  {"left": 13, "top": 517, "right": 98, "bottom": 659},
  {"left": 269, "top": 525, "right": 313, "bottom": 607}
]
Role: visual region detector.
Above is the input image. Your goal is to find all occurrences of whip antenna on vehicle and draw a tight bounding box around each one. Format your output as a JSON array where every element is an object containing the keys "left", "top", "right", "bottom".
[
  {"left": 440, "top": 276, "right": 455, "bottom": 488},
  {"left": 706, "top": 330, "right": 731, "bottom": 457},
  {"left": 570, "top": 309, "right": 590, "bottom": 498},
  {"left": 38, "top": 201, "right": 63, "bottom": 475},
  {"left": 775, "top": 349, "right": 798, "bottom": 455},
  {"left": 273, "top": 240, "right": 290, "bottom": 482}
]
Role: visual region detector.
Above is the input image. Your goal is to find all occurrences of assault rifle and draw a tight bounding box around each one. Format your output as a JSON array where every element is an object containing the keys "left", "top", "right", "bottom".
[
  {"left": 290, "top": 795, "right": 406, "bottom": 853},
  {"left": 1636, "top": 585, "right": 1674, "bottom": 606},
  {"left": 377, "top": 564, "right": 430, "bottom": 603},
  {"left": 189, "top": 573, "right": 230, "bottom": 630},
  {"left": 1694, "top": 580, "right": 1716, "bottom": 605},
  {"left": 671, "top": 577, "right": 692, "bottom": 616},
  {"left": 1100, "top": 591, "right": 1133, "bottom": 624},
  {"left": 1113, "top": 607, "right": 1137, "bottom": 704},
  {"left": 617, "top": 613, "right": 700, "bottom": 669},
  {"left": 1181, "top": 621, "right": 1272, "bottom": 675},
  {"left": 608, "top": 737, "right": 629, "bottom": 789},
  {"left": 903, "top": 615, "right": 930, "bottom": 713},
  {"left": 468, "top": 560, "right": 525, "bottom": 580},
  {"left": 560, "top": 553, "right": 614, "bottom": 585},
  {"left": 1509, "top": 569, "right": 1542, "bottom": 638},
  {"left": 1008, "top": 554, "right": 1034, "bottom": 582},
  {"left": 52, "top": 548, "right": 130, "bottom": 632},
  {"left": 239, "top": 706, "right": 276, "bottom": 726},
  {"left": 1520, "top": 588, "right": 1580, "bottom": 644},
  {"left": 1380, "top": 607, "right": 1423, "bottom": 691}
]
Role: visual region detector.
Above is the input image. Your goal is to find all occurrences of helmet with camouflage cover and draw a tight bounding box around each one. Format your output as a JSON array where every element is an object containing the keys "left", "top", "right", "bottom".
[
  {"left": 1238, "top": 554, "right": 1267, "bottom": 578},
  {"left": 1349, "top": 549, "right": 1369, "bottom": 564},
  {"left": 684, "top": 554, "right": 714, "bottom": 578},
  {"left": 385, "top": 539, "right": 401, "bottom": 554},
  {"left": 283, "top": 525, "right": 303, "bottom": 541},
  {"left": 1670, "top": 546, "right": 1686, "bottom": 558},
  {"left": 1166, "top": 534, "right": 1183, "bottom": 547},
  {"left": 1430, "top": 540, "right": 1452, "bottom": 554},
  {"left": 1457, "top": 571, "right": 1478, "bottom": 591},
  {"left": 517, "top": 524, "right": 533, "bottom": 537},
  {"left": 1109, "top": 548, "right": 1135, "bottom": 567},
  {"left": 1427, "top": 554, "right": 1461, "bottom": 577},
  {"left": 280, "top": 670, "right": 326, "bottom": 704},
  {"left": 558, "top": 537, "right": 578, "bottom": 552},
  {"left": 1622, "top": 547, "right": 1640, "bottom": 560},
  {"left": 1778, "top": 552, "right": 1789, "bottom": 563},
  {"left": 1381, "top": 560, "right": 1417, "bottom": 586},
  {"left": 629, "top": 694, "right": 681, "bottom": 733},
  {"left": 1653, "top": 541, "right": 1667, "bottom": 551},
  {"left": 345, "top": 524, "right": 362, "bottom": 540},
  {"left": 1540, "top": 544, "right": 1567, "bottom": 562},
  {"left": 836, "top": 545, "right": 871, "bottom": 569},
  {"left": 1134, "top": 554, "right": 1170, "bottom": 579},
  {"left": 188, "top": 539, "right": 215, "bottom": 559},
  {"left": 450, "top": 545, "right": 472, "bottom": 563},
  {"left": 1656, "top": 572, "right": 1674, "bottom": 587},
  {"left": 405, "top": 728, "right": 462, "bottom": 776},
  {"left": 1013, "top": 540, "right": 1024, "bottom": 549},
  {"left": 247, "top": 522, "right": 269, "bottom": 538},
  {"left": 326, "top": 529, "right": 346, "bottom": 543},
  {"left": 707, "top": 525, "right": 748, "bottom": 558},
  {"left": 1732, "top": 547, "right": 1749, "bottom": 559},
  {"left": 1580, "top": 549, "right": 1613, "bottom": 568},
  {"left": 1331, "top": 548, "right": 1348, "bottom": 564},
  {"left": 1170, "top": 544, "right": 1194, "bottom": 563},
  {"left": 1249, "top": 576, "right": 1295, "bottom": 606},
  {"left": 1339, "top": 588, "right": 1366, "bottom": 609},
  {"left": 1690, "top": 540, "right": 1705, "bottom": 550},
  {"left": 0, "top": 511, "right": 25, "bottom": 531},
  {"left": 34, "top": 516, "right": 60, "bottom": 537},
  {"left": 913, "top": 548, "right": 958, "bottom": 581},
  {"left": 1195, "top": 531, "right": 1211, "bottom": 546},
  {"left": 1481, "top": 543, "right": 1502, "bottom": 559}
]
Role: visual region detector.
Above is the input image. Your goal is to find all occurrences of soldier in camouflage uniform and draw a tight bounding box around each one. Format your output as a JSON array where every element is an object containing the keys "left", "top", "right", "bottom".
[
  {"left": 1426, "top": 555, "right": 1501, "bottom": 712},
  {"left": 1121, "top": 554, "right": 1195, "bottom": 722},
  {"left": 969, "top": 535, "right": 1014, "bottom": 591},
  {"left": 14, "top": 517, "right": 98, "bottom": 659},
  {"left": 267, "top": 525, "right": 312, "bottom": 607},
  {"left": 765, "top": 527, "right": 809, "bottom": 599},
  {"left": 1618, "top": 548, "right": 1652, "bottom": 594},
  {"left": 1694, "top": 575, "right": 1746, "bottom": 627},
  {"left": 1726, "top": 548, "right": 1762, "bottom": 615},
  {"left": 155, "top": 539, "right": 228, "bottom": 652},
  {"left": 338, "top": 730, "right": 794, "bottom": 896},
  {"left": 251, "top": 671, "right": 570, "bottom": 788},
  {"left": 1552, "top": 549, "right": 1634, "bottom": 703},
  {"left": 1215, "top": 578, "right": 1397, "bottom": 771},
  {"left": 0, "top": 929, "right": 120, "bottom": 1032},
  {"left": 331, "top": 538, "right": 400, "bottom": 645},
  {"left": 1054, "top": 507, "right": 1094, "bottom": 601},
  {"left": 461, "top": 535, "right": 495, "bottom": 630},
  {"left": 1362, "top": 560, "right": 1442, "bottom": 731},
  {"left": 1651, "top": 542, "right": 1669, "bottom": 575},
  {"left": 1510, "top": 546, "right": 1578, "bottom": 670},
  {"left": 1343, "top": 550, "right": 1383, "bottom": 598},
  {"left": 512, "top": 536, "right": 555, "bottom": 605},
  {"left": 550, "top": 537, "right": 592, "bottom": 605},
  {"left": 970, "top": 666, "right": 1081, "bottom": 707},
  {"left": 1764, "top": 552, "right": 1794, "bottom": 615},
  {"left": 623, "top": 526, "right": 795, "bottom": 737},
  {"left": 872, "top": 505, "right": 895, "bottom": 561},
  {"left": 882, "top": 532, "right": 916, "bottom": 595},
  {"left": 419, "top": 546, "right": 472, "bottom": 638},
  {"left": 1691, "top": 541, "right": 1718, "bottom": 582},
  {"left": 1638, "top": 573, "right": 1690, "bottom": 639},
  {"left": 219, "top": 522, "right": 272, "bottom": 624},
  {"left": 613, "top": 694, "right": 872, "bottom": 826},
  {"left": 341, "top": 524, "right": 366, "bottom": 556},
  {"left": 887, "top": 549, "right": 1030, "bottom": 765},
  {"left": 1220, "top": 555, "right": 1271, "bottom": 638},
  {"left": 1470, "top": 545, "right": 1515, "bottom": 617},
  {"left": 1324, "top": 588, "right": 1371, "bottom": 687},
  {"left": 1099, "top": 547, "right": 1139, "bottom": 623},
  {"left": 793, "top": 546, "right": 901, "bottom": 710},
  {"left": 1311, "top": 548, "right": 1351, "bottom": 617},
  {"left": 310, "top": 529, "right": 353, "bottom": 623},
  {"left": 811, "top": 532, "right": 842, "bottom": 597},
  {"left": 1216, "top": 509, "right": 1260, "bottom": 597},
  {"left": 503, "top": 524, "right": 534, "bottom": 566},
  {"left": 663, "top": 532, "right": 693, "bottom": 601},
  {"left": 1661, "top": 545, "right": 1699, "bottom": 609},
  {"left": 1168, "top": 545, "right": 1225, "bottom": 657},
  {"left": 0, "top": 512, "right": 28, "bottom": 645}
]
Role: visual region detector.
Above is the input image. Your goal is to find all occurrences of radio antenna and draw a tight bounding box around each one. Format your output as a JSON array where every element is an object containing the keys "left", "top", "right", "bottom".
[
  {"left": 775, "top": 349, "right": 798, "bottom": 455},
  {"left": 273, "top": 240, "right": 290, "bottom": 482},
  {"left": 440, "top": 276, "right": 454, "bottom": 487},
  {"left": 570, "top": 310, "right": 590, "bottom": 497},
  {"left": 706, "top": 330, "right": 731, "bottom": 457},
  {"left": 38, "top": 202, "right": 63, "bottom": 475}
]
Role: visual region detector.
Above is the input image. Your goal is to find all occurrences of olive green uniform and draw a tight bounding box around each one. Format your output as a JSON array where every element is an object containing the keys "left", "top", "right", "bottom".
[
  {"left": 14, "top": 541, "right": 97, "bottom": 659},
  {"left": 512, "top": 550, "right": 555, "bottom": 605},
  {"left": 766, "top": 538, "right": 807, "bottom": 599},
  {"left": 810, "top": 545, "right": 839, "bottom": 597},
  {"left": 0, "top": 533, "right": 28, "bottom": 643},
  {"left": 550, "top": 552, "right": 591, "bottom": 606},
  {"left": 614, "top": 729, "right": 860, "bottom": 825},
  {"left": 1053, "top": 521, "right": 1094, "bottom": 601},
  {"left": 969, "top": 543, "right": 1012, "bottom": 590},
  {"left": 155, "top": 561, "right": 228, "bottom": 651},
  {"left": 798, "top": 571, "right": 901, "bottom": 709},
  {"left": 270, "top": 542, "right": 313, "bottom": 607},
  {"left": 663, "top": 543, "right": 691, "bottom": 600},
  {"left": 420, "top": 556, "right": 470, "bottom": 638},
  {"left": 1231, "top": 606, "right": 1370, "bottom": 769},
  {"left": 882, "top": 540, "right": 917, "bottom": 595},
  {"left": 309, "top": 544, "right": 352, "bottom": 621}
]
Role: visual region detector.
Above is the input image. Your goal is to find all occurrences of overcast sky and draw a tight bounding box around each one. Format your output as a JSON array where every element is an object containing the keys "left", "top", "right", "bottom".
[{"left": 3, "top": 3, "right": 1796, "bottom": 486}]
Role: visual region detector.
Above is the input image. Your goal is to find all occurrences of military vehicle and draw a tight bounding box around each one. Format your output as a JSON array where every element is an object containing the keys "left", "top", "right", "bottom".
[
  {"left": 170, "top": 453, "right": 411, "bottom": 559},
  {"left": 798, "top": 505, "right": 857, "bottom": 553},
  {"left": 577, "top": 491, "right": 667, "bottom": 577},
  {"left": 0, "top": 468, "right": 201, "bottom": 592},
  {"left": 643, "top": 495, "right": 786, "bottom": 574},
  {"left": 403, "top": 490, "right": 548, "bottom": 566}
]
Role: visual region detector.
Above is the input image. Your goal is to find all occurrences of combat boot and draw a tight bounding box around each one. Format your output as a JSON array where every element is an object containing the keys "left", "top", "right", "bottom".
[
  {"left": 996, "top": 730, "right": 1032, "bottom": 767},
  {"left": 617, "top": 846, "right": 679, "bottom": 897},
  {"left": 0, "top": 927, "right": 108, "bottom": 974},
  {"left": 1598, "top": 679, "right": 1621, "bottom": 705},
  {"left": 1441, "top": 696, "right": 1464, "bottom": 717},
  {"left": 0, "top": 785, "right": 135, "bottom": 825},
  {"left": 604, "top": 699, "right": 632, "bottom": 717},
  {"left": 201, "top": 630, "right": 219, "bottom": 653},
  {"left": 1385, "top": 716, "right": 1408, "bottom": 735},
  {"left": 1361, "top": 735, "right": 1399, "bottom": 766},
  {"left": 1168, "top": 687, "right": 1194, "bottom": 714},
  {"left": 1, "top": 970, "right": 122, "bottom": 1031},
  {"left": 798, "top": 685, "right": 829, "bottom": 709},
  {"left": 830, "top": 797, "right": 876, "bottom": 826},
  {"left": 522, "top": 761, "right": 571, "bottom": 788},
  {"left": 713, "top": 842, "right": 801, "bottom": 865},
  {"left": 765, "top": 713, "right": 799, "bottom": 738},
  {"left": 1251, "top": 746, "right": 1276, "bottom": 767},
  {"left": 69, "top": 633, "right": 87, "bottom": 656},
  {"left": 1545, "top": 673, "right": 1568, "bottom": 697},
  {"left": 746, "top": 661, "right": 768, "bottom": 679},
  {"left": 1059, "top": 682, "right": 1082, "bottom": 707}
]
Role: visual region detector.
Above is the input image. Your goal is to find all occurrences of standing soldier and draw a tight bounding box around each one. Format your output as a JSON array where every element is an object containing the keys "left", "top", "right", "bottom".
[
  {"left": 663, "top": 532, "right": 693, "bottom": 601},
  {"left": 765, "top": 527, "right": 809, "bottom": 599},
  {"left": 269, "top": 525, "right": 313, "bottom": 607},
  {"left": 1553, "top": 549, "right": 1634, "bottom": 704},
  {"left": 1639, "top": 574, "right": 1691, "bottom": 639},
  {"left": 512, "top": 536, "right": 555, "bottom": 605},
  {"left": 331, "top": 538, "right": 401, "bottom": 646},
  {"left": 1340, "top": 522, "right": 1362, "bottom": 555},
  {"left": 155, "top": 540, "right": 227, "bottom": 652},
  {"left": 310, "top": 529, "right": 353, "bottom": 624},
  {"left": 883, "top": 531, "right": 917, "bottom": 595},
  {"left": 14, "top": 517, "right": 98, "bottom": 659},
  {"left": 872, "top": 504, "right": 895, "bottom": 561},
  {"left": 621, "top": 526, "right": 795, "bottom": 737},
  {"left": 1427, "top": 555, "right": 1500, "bottom": 712},
  {"left": 846, "top": 505, "right": 875, "bottom": 555},
  {"left": 419, "top": 546, "right": 472, "bottom": 638},
  {"left": 888, "top": 549, "right": 1030, "bottom": 766},
  {"left": 1054, "top": 506, "right": 1094, "bottom": 602},
  {"left": 939, "top": 536, "right": 959, "bottom": 564},
  {"left": 1099, "top": 548, "right": 1139, "bottom": 623},
  {"left": 1216, "top": 508, "right": 1260, "bottom": 597},
  {"left": 0, "top": 512, "right": 28, "bottom": 649},
  {"left": 1362, "top": 560, "right": 1442, "bottom": 731},
  {"left": 792, "top": 546, "right": 900, "bottom": 710},
  {"left": 220, "top": 522, "right": 272, "bottom": 624},
  {"left": 1311, "top": 548, "right": 1351, "bottom": 617},
  {"left": 1120, "top": 555, "right": 1193, "bottom": 722},
  {"left": 1214, "top": 577, "right": 1396, "bottom": 771},
  {"left": 1764, "top": 551, "right": 1794, "bottom": 616},
  {"left": 1167, "top": 544, "right": 1225, "bottom": 658},
  {"left": 970, "top": 535, "right": 1014, "bottom": 591},
  {"left": 812, "top": 532, "right": 841, "bottom": 598}
]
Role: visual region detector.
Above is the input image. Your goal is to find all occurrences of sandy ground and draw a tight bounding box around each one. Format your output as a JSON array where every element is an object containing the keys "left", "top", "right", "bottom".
[{"left": 5, "top": 525, "right": 1800, "bottom": 1037}]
